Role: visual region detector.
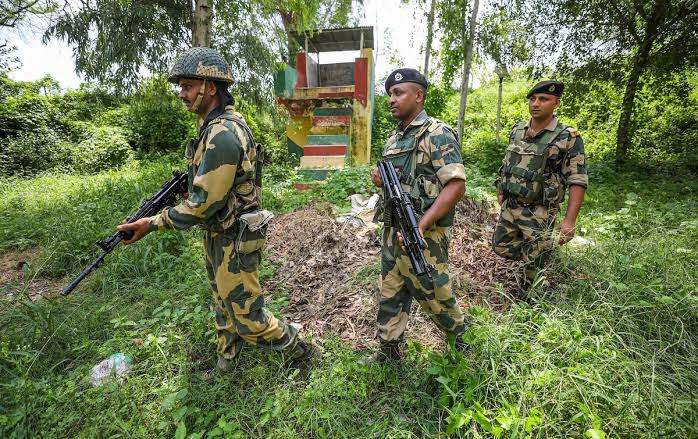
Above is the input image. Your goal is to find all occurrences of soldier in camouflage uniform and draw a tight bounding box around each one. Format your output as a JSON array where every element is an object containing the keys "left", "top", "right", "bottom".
[
  {"left": 369, "top": 68, "right": 469, "bottom": 362},
  {"left": 117, "top": 47, "right": 315, "bottom": 373},
  {"left": 492, "top": 80, "right": 588, "bottom": 290}
]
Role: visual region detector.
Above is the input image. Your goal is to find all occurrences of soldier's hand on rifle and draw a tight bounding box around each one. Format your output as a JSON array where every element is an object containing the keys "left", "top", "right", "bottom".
[
  {"left": 117, "top": 218, "right": 152, "bottom": 245},
  {"left": 371, "top": 167, "right": 383, "bottom": 187},
  {"left": 396, "top": 222, "right": 427, "bottom": 253}
]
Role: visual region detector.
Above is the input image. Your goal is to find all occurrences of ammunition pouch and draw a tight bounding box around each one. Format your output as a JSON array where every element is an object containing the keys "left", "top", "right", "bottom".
[{"left": 235, "top": 210, "right": 274, "bottom": 255}]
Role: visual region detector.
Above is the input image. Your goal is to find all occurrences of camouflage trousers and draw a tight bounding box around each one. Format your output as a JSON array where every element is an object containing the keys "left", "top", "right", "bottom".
[
  {"left": 377, "top": 225, "right": 466, "bottom": 343},
  {"left": 203, "top": 229, "right": 298, "bottom": 360},
  {"left": 492, "top": 198, "right": 558, "bottom": 282}
]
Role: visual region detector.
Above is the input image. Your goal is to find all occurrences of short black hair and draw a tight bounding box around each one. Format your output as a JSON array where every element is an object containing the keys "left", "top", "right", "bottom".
[{"left": 214, "top": 80, "right": 235, "bottom": 107}]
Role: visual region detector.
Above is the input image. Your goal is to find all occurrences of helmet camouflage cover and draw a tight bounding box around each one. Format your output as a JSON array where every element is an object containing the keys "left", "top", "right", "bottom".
[{"left": 168, "top": 47, "right": 234, "bottom": 84}]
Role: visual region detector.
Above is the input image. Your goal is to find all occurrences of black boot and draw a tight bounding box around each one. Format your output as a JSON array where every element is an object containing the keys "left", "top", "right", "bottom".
[{"left": 361, "top": 339, "right": 404, "bottom": 364}]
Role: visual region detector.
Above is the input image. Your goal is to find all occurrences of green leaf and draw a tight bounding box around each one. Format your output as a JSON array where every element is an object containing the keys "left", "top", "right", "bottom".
[
  {"left": 174, "top": 422, "right": 186, "bottom": 439},
  {"left": 585, "top": 428, "right": 606, "bottom": 439}
]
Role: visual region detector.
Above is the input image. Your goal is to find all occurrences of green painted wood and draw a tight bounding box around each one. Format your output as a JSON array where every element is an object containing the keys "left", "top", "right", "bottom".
[
  {"left": 287, "top": 138, "right": 303, "bottom": 164},
  {"left": 298, "top": 169, "right": 334, "bottom": 180},
  {"left": 306, "top": 134, "right": 349, "bottom": 146},
  {"left": 274, "top": 65, "right": 297, "bottom": 98},
  {"left": 313, "top": 107, "right": 353, "bottom": 116}
]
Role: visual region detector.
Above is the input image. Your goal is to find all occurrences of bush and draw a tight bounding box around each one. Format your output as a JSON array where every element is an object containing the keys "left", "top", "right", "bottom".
[
  {"left": 0, "top": 128, "right": 73, "bottom": 177},
  {"left": 371, "top": 94, "right": 394, "bottom": 161},
  {"left": 235, "top": 98, "right": 286, "bottom": 165},
  {"left": 53, "top": 83, "right": 122, "bottom": 122},
  {"left": 70, "top": 126, "right": 134, "bottom": 173},
  {"left": 323, "top": 166, "right": 376, "bottom": 205},
  {"left": 124, "top": 76, "right": 192, "bottom": 151}
]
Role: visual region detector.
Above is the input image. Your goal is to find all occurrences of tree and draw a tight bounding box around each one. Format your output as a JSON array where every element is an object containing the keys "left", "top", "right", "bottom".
[
  {"left": 192, "top": 0, "right": 212, "bottom": 47},
  {"left": 457, "top": 0, "right": 479, "bottom": 143},
  {"left": 478, "top": 4, "right": 529, "bottom": 142},
  {"left": 423, "top": 0, "right": 436, "bottom": 78},
  {"left": 44, "top": 0, "right": 192, "bottom": 91},
  {"left": 528, "top": 0, "right": 698, "bottom": 164},
  {"left": 0, "top": 0, "right": 44, "bottom": 28},
  {"left": 1, "top": 0, "right": 56, "bottom": 70},
  {"left": 42, "top": 1, "right": 360, "bottom": 100},
  {"left": 257, "top": 0, "right": 361, "bottom": 65}
]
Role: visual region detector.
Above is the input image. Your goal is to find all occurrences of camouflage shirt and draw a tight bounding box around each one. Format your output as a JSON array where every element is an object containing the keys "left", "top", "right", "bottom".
[
  {"left": 381, "top": 109, "right": 466, "bottom": 227},
  {"left": 149, "top": 105, "right": 260, "bottom": 232},
  {"left": 496, "top": 116, "right": 588, "bottom": 204}
]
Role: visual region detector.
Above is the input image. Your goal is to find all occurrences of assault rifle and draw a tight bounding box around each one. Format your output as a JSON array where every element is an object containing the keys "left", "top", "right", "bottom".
[
  {"left": 377, "top": 160, "right": 434, "bottom": 277},
  {"left": 62, "top": 171, "right": 188, "bottom": 296}
]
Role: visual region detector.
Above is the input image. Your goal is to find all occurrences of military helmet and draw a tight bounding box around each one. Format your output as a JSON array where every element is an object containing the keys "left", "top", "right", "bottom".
[{"left": 167, "top": 47, "right": 234, "bottom": 84}]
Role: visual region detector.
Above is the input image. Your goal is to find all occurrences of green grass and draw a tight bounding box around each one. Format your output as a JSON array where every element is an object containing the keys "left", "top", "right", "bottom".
[{"left": 0, "top": 157, "right": 696, "bottom": 438}]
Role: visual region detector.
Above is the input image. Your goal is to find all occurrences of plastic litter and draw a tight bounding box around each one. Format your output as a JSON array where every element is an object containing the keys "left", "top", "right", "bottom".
[
  {"left": 336, "top": 193, "right": 380, "bottom": 228},
  {"left": 90, "top": 352, "right": 133, "bottom": 386}
]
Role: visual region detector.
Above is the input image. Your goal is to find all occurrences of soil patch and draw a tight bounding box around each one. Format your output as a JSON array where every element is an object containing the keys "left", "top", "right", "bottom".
[
  {"left": 0, "top": 249, "right": 64, "bottom": 300},
  {"left": 264, "top": 199, "right": 524, "bottom": 351}
]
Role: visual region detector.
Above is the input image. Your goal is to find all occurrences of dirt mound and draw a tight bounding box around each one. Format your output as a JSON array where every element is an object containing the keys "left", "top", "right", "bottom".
[{"left": 263, "top": 199, "right": 523, "bottom": 350}]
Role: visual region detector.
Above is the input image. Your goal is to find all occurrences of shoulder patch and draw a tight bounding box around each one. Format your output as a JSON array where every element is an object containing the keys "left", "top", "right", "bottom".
[{"left": 565, "top": 127, "right": 578, "bottom": 138}]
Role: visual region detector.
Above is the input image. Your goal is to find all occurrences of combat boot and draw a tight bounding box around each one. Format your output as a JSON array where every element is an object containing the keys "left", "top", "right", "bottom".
[
  {"left": 360, "top": 339, "right": 404, "bottom": 365},
  {"left": 287, "top": 339, "right": 321, "bottom": 370},
  {"left": 201, "top": 355, "right": 237, "bottom": 381}
]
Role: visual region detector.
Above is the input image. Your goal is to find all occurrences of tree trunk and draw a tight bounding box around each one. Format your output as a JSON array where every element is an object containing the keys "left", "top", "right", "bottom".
[
  {"left": 457, "top": 0, "right": 479, "bottom": 143},
  {"left": 496, "top": 76, "right": 503, "bottom": 143},
  {"left": 279, "top": 10, "right": 296, "bottom": 66},
  {"left": 615, "top": 5, "right": 663, "bottom": 165},
  {"left": 423, "top": 0, "right": 436, "bottom": 78},
  {"left": 192, "top": 0, "right": 211, "bottom": 47}
]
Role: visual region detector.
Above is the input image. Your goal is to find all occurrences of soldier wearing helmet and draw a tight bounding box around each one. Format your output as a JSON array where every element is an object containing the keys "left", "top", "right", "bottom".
[
  {"left": 492, "top": 80, "right": 588, "bottom": 296},
  {"left": 117, "top": 47, "right": 317, "bottom": 374}
]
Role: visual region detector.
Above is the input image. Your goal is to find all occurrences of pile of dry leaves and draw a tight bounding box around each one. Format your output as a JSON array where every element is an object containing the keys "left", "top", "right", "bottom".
[{"left": 264, "top": 199, "right": 524, "bottom": 350}]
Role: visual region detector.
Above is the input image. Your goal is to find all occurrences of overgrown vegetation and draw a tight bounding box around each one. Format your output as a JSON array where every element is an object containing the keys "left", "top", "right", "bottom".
[{"left": 1, "top": 70, "right": 697, "bottom": 438}]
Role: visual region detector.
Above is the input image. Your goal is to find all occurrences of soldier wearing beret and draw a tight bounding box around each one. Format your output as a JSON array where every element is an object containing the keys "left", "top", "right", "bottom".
[
  {"left": 492, "top": 80, "right": 588, "bottom": 293},
  {"left": 368, "top": 68, "right": 469, "bottom": 362},
  {"left": 117, "top": 48, "right": 316, "bottom": 375}
]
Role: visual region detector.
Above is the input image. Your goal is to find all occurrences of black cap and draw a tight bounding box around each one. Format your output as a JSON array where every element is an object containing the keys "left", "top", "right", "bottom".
[
  {"left": 526, "top": 80, "right": 564, "bottom": 99},
  {"left": 385, "top": 68, "right": 428, "bottom": 94}
]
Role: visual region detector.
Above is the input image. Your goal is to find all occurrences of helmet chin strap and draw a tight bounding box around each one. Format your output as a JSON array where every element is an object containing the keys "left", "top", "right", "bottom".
[{"left": 190, "top": 79, "right": 207, "bottom": 113}]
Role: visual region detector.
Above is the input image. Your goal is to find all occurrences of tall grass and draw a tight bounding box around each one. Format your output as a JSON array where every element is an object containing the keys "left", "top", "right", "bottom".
[{"left": 0, "top": 157, "right": 696, "bottom": 437}]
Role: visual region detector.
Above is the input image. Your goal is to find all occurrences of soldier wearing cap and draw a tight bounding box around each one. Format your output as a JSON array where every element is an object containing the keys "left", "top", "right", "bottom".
[
  {"left": 367, "top": 68, "right": 469, "bottom": 362},
  {"left": 116, "top": 47, "right": 316, "bottom": 374},
  {"left": 492, "top": 80, "right": 588, "bottom": 293}
]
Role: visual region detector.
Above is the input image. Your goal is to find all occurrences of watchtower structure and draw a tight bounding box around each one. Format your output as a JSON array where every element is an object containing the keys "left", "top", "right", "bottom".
[{"left": 274, "top": 26, "right": 375, "bottom": 179}]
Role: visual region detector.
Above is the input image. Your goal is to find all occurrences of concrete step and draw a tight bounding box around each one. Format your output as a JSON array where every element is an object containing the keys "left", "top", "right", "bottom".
[
  {"left": 306, "top": 134, "right": 349, "bottom": 146},
  {"left": 311, "top": 115, "right": 352, "bottom": 127},
  {"left": 309, "top": 125, "right": 349, "bottom": 135},
  {"left": 303, "top": 145, "right": 347, "bottom": 156},
  {"left": 299, "top": 155, "right": 345, "bottom": 169}
]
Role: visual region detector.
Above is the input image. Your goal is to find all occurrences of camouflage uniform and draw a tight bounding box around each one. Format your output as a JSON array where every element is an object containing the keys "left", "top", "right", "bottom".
[
  {"left": 148, "top": 48, "right": 299, "bottom": 361},
  {"left": 376, "top": 110, "right": 467, "bottom": 348},
  {"left": 492, "top": 116, "right": 588, "bottom": 282}
]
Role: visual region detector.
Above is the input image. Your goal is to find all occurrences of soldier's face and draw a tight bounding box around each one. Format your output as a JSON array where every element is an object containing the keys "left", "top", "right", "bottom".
[
  {"left": 388, "top": 83, "right": 424, "bottom": 120},
  {"left": 528, "top": 93, "right": 560, "bottom": 119},
  {"left": 178, "top": 78, "right": 201, "bottom": 111}
]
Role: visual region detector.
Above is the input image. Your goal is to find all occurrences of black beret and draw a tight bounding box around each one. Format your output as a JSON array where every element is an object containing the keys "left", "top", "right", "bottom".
[
  {"left": 385, "top": 68, "right": 428, "bottom": 94},
  {"left": 526, "top": 80, "right": 564, "bottom": 98}
]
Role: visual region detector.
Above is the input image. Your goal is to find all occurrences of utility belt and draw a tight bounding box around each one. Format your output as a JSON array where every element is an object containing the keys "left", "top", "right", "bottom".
[{"left": 504, "top": 194, "right": 547, "bottom": 209}]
